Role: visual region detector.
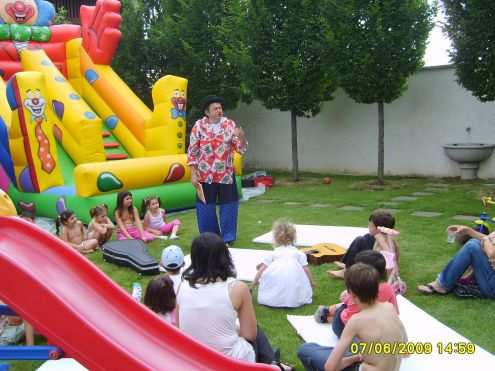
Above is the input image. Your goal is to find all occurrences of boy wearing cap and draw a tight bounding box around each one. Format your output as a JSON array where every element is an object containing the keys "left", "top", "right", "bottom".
[
  {"left": 161, "top": 245, "right": 185, "bottom": 293},
  {"left": 187, "top": 95, "right": 248, "bottom": 245}
]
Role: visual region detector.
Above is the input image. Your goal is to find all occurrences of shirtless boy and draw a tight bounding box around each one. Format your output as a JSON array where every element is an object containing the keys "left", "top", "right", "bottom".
[{"left": 325, "top": 263, "right": 407, "bottom": 371}]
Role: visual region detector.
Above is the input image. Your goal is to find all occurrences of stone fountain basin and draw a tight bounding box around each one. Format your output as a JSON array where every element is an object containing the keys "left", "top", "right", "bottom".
[{"left": 443, "top": 143, "right": 495, "bottom": 163}]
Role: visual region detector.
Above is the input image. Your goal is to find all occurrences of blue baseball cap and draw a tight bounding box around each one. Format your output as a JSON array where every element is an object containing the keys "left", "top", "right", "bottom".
[{"left": 161, "top": 245, "right": 184, "bottom": 270}]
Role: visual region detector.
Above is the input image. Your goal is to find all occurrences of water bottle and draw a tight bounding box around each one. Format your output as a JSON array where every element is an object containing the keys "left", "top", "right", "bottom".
[{"left": 131, "top": 282, "right": 142, "bottom": 302}]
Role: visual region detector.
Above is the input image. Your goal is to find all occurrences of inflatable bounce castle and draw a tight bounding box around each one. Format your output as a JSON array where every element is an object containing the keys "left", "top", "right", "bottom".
[{"left": 0, "top": 0, "right": 241, "bottom": 222}]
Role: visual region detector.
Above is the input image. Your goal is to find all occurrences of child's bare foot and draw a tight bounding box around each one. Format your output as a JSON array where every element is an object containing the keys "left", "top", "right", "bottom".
[
  {"left": 327, "top": 269, "right": 345, "bottom": 279},
  {"left": 377, "top": 226, "right": 400, "bottom": 236},
  {"left": 334, "top": 261, "right": 345, "bottom": 269}
]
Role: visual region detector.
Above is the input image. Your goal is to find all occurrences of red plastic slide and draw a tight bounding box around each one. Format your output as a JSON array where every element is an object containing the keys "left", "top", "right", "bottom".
[{"left": 0, "top": 217, "right": 273, "bottom": 371}]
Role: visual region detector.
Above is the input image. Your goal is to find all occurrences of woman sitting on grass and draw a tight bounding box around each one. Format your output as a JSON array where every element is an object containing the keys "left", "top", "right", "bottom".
[
  {"left": 177, "top": 232, "right": 293, "bottom": 370},
  {"left": 418, "top": 225, "right": 495, "bottom": 298}
]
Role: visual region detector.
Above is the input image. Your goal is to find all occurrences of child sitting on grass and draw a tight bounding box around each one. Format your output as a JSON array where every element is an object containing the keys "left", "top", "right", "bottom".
[
  {"left": 143, "top": 196, "right": 181, "bottom": 240},
  {"left": 252, "top": 219, "right": 315, "bottom": 308},
  {"left": 298, "top": 263, "right": 408, "bottom": 371},
  {"left": 144, "top": 275, "right": 177, "bottom": 326},
  {"left": 57, "top": 210, "right": 98, "bottom": 254},
  {"left": 88, "top": 204, "right": 114, "bottom": 245},
  {"left": 160, "top": 245, "right": 185, "bottom": 293},
  {"left": 114, "top": 191, "right": 154, "bottom": 242},
  {"left": 374, "top": 226, "right": 407, "bottom": 295},
  {"left": 315, "top": 250, "right": 399, "bottom": 338},
  {"left": 329, "top": 209, "right": 395, "bottom": 279}
]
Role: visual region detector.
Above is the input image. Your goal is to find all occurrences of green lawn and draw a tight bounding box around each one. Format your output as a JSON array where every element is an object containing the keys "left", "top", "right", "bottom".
[{"left": 8, "top": 173, "right": 495, "bottom": 370}]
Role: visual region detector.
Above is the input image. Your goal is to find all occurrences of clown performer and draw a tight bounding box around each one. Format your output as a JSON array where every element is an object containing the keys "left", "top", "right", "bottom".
[{"left": 187, "top": 95, "right": 247, "bottom": 245}]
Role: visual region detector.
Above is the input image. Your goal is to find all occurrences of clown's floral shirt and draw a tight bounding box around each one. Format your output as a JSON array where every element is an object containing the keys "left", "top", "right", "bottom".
[{"left": 187, "top": 116, "right": 247, "bottom": 184}]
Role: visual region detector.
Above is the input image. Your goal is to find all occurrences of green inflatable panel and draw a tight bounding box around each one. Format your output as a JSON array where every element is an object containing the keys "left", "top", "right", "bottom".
[
  {"left": 10, "top": 24, "right": 31, "bottom": 42},
  {"left": 8, "top": 177, "right": 243, "bottom": 224},
  {"left": 30, "top": 26, "right": 52, "bottom": 42},
  {"left": 0, "top": 24, "right": 10, "bottom": 40}
]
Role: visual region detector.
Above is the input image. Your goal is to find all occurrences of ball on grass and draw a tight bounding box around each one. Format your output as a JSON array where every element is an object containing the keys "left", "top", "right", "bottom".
[{"left": 322, "top": 177, "right": 332, "bottom": 185}]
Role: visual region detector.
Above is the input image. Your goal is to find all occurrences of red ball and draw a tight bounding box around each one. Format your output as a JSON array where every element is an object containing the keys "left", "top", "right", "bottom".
[{"left": 322, "top": 177, "right": 332, "bottom": 184}]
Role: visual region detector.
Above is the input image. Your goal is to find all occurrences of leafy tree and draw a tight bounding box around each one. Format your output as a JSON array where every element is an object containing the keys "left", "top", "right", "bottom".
[
  {"left": 112, "top": 0, "right": 152, "bottom": 106},
  {"left": 245, "top": 0, "right": 338, "bottom": 181},
  {"left": 442, "top": 1, "right": 495, "bottom": 102},
  {"left": 147, "top": 0, "right": 248, "bottom": 125},
  {"left": 329, "top": 0, "right": 435, "bottom": 183},
  {"left": 53, "top": 5, "right": 70, "bottom": 25}
]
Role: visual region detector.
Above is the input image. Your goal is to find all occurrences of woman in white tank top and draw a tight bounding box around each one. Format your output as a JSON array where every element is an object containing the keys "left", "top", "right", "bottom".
[{"left": 177, "top": 233, "right": 293, "bottom": 370}]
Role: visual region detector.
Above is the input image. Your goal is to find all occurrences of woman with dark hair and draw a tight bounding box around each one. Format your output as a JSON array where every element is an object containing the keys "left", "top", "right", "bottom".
[{"left": 177, "top": 232, "right": 293, "bottom": 370}]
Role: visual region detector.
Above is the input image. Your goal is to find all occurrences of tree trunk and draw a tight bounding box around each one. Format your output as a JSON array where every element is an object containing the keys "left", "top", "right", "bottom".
[
  {"left": 377, "top": 102, "right": 385, "bottom": 184},
  {"left": 291, "top": 110, "right": 299, "bottom": 181}
]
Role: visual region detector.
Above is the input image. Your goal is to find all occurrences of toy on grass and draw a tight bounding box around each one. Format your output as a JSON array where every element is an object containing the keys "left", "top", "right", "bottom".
[
  {"left": 322, "top": 177, "right": 332, "bottom": 185},
  {"left": 474, "top": 196, "right": 495, "bottom": 234}
]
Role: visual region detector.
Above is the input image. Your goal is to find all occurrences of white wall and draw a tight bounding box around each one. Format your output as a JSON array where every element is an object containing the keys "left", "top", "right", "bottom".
[{"left": 229, "top": 66, "right": 495, "bottom": 178}]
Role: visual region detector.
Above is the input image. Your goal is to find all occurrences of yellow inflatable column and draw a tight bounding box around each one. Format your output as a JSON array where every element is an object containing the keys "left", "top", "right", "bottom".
[
  {"left": 0, "top": 79, "right": 11, "bottom": 130},
  {"left": 145, "top": 76, "right": 188, "bottom": 155},
  {"left": 7, "top": 71, "right": 64, "bottom": 192},
  {"left": 20, "top": 48, "right": 105, "bottom": 164}
]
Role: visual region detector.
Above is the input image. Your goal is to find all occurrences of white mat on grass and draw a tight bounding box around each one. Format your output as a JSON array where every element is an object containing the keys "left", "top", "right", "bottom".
[
  {"left": 252, "top": 225, "right": 368, "bottom": 247},
  {"left": 37, "top": 359, "right": 87, "bottom": 371},
  {"left": 181, "top": 248, "right": 272, "bottom": 282},
  {"left": 288, "top": 295, "right": 495, "bottom": 370}
]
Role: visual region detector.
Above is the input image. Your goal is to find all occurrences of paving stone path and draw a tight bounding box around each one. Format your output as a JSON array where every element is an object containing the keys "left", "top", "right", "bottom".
[
  {"left": 412, "top": 192, "right": 434, "bottom": 196},
  {"left": 310, "top": 203, "right": 331, "bottom": 208},
  {"left": 452, "top": 215, "right": 478, "bottom": 222},
  {"left": 411, "top": 211, "right": 442, "bottom": 218},
  {"left": 338, "top": 206, "right": 364, "bottom": 211},
  {"left": 382, "top": 208, "right": 399, "bottom": 214},
  {"left": 426, "top": 183, "right": 449, "bottom": 187},
  {"left": 380, "top": 202, "right": 400, "bottom": 207},
  {"left": 425, "top": 187, "right": 449, "bottom": 192},
  {"left": 391, "top": 196, "right": 418, "bottom": 202},
  {"left": 284, "top": 201, "right": 302, "bottom": 206}
]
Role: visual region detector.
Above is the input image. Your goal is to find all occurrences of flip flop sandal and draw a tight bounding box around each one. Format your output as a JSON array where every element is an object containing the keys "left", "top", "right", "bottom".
[
  {"left": 271, "top": 361, "right": 295, "bottom": 371},
  {"left": 417, "top": 283, "right": 445, "bottom": 295}
]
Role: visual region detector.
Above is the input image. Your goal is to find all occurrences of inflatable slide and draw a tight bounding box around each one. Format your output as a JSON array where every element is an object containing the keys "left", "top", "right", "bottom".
[
  {"left": 0, "top": 216, "right": 269, "bottom": 370},
  {"left": 0, "top": 0, "right": 241, "bottom": 222}
]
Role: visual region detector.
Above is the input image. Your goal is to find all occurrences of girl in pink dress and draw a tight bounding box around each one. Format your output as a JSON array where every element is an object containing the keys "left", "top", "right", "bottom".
[
  {"left": 374, "top": 226, "right": 407, "bottom": 294},
  {"left": 143, "top": 196, "right": 181, "bottom": 240}
]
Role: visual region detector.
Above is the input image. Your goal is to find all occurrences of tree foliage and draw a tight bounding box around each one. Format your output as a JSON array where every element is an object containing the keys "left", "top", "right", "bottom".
[
  {"left": 442, "top": 1, "right": 495, "bottom": 102},
  {"left": 53, "top": 5, "right": 69, "bottom": 25},
  {"left": 329, "top": 0, "right": 435, "bottom": 182},
  {"left": 245, "top": 0, "right": 337, "bottom": 117},
  {"left": 245, "top": 0, "right": 338, "bottom": 179},
  {"left": 330, "top": 0, "right": 435, "bottom": 104},
  {"left": 112, "top": 0, "right": 152, "bottom": 106},
  {"left": 147, "top": 0, "right": 248, "bottom": 123}
]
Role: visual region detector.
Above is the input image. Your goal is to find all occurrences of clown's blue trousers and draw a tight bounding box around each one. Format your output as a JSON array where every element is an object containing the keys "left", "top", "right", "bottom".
[{"left": 196, "top": 180, "right": 239, "bottom": 244}]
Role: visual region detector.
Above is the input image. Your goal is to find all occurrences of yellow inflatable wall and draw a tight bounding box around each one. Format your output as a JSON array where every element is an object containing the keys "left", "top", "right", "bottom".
[
  {"left": 74, "top": 155, "right": 190, "bottom": 197},
  {"left": 20, "top": 48, "right": 105, "bottom": 165},
  {"left": 8, "top": 71, "right": 64, "bottom": 192}
]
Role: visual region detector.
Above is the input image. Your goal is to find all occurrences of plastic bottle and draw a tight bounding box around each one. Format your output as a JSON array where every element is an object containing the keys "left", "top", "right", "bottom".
[{"left": 131, "top": 282, "right": 142, "bottom": 302}]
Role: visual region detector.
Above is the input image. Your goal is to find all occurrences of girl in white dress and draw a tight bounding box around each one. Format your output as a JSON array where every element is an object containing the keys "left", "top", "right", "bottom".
[{"left": 253, "top": 219, "right": 315, "bottom": 308}]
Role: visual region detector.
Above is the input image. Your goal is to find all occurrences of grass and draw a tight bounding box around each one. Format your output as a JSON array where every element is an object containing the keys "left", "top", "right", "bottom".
[{"left": 8, "top": 172, "right": 495, "bottom": 370}]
